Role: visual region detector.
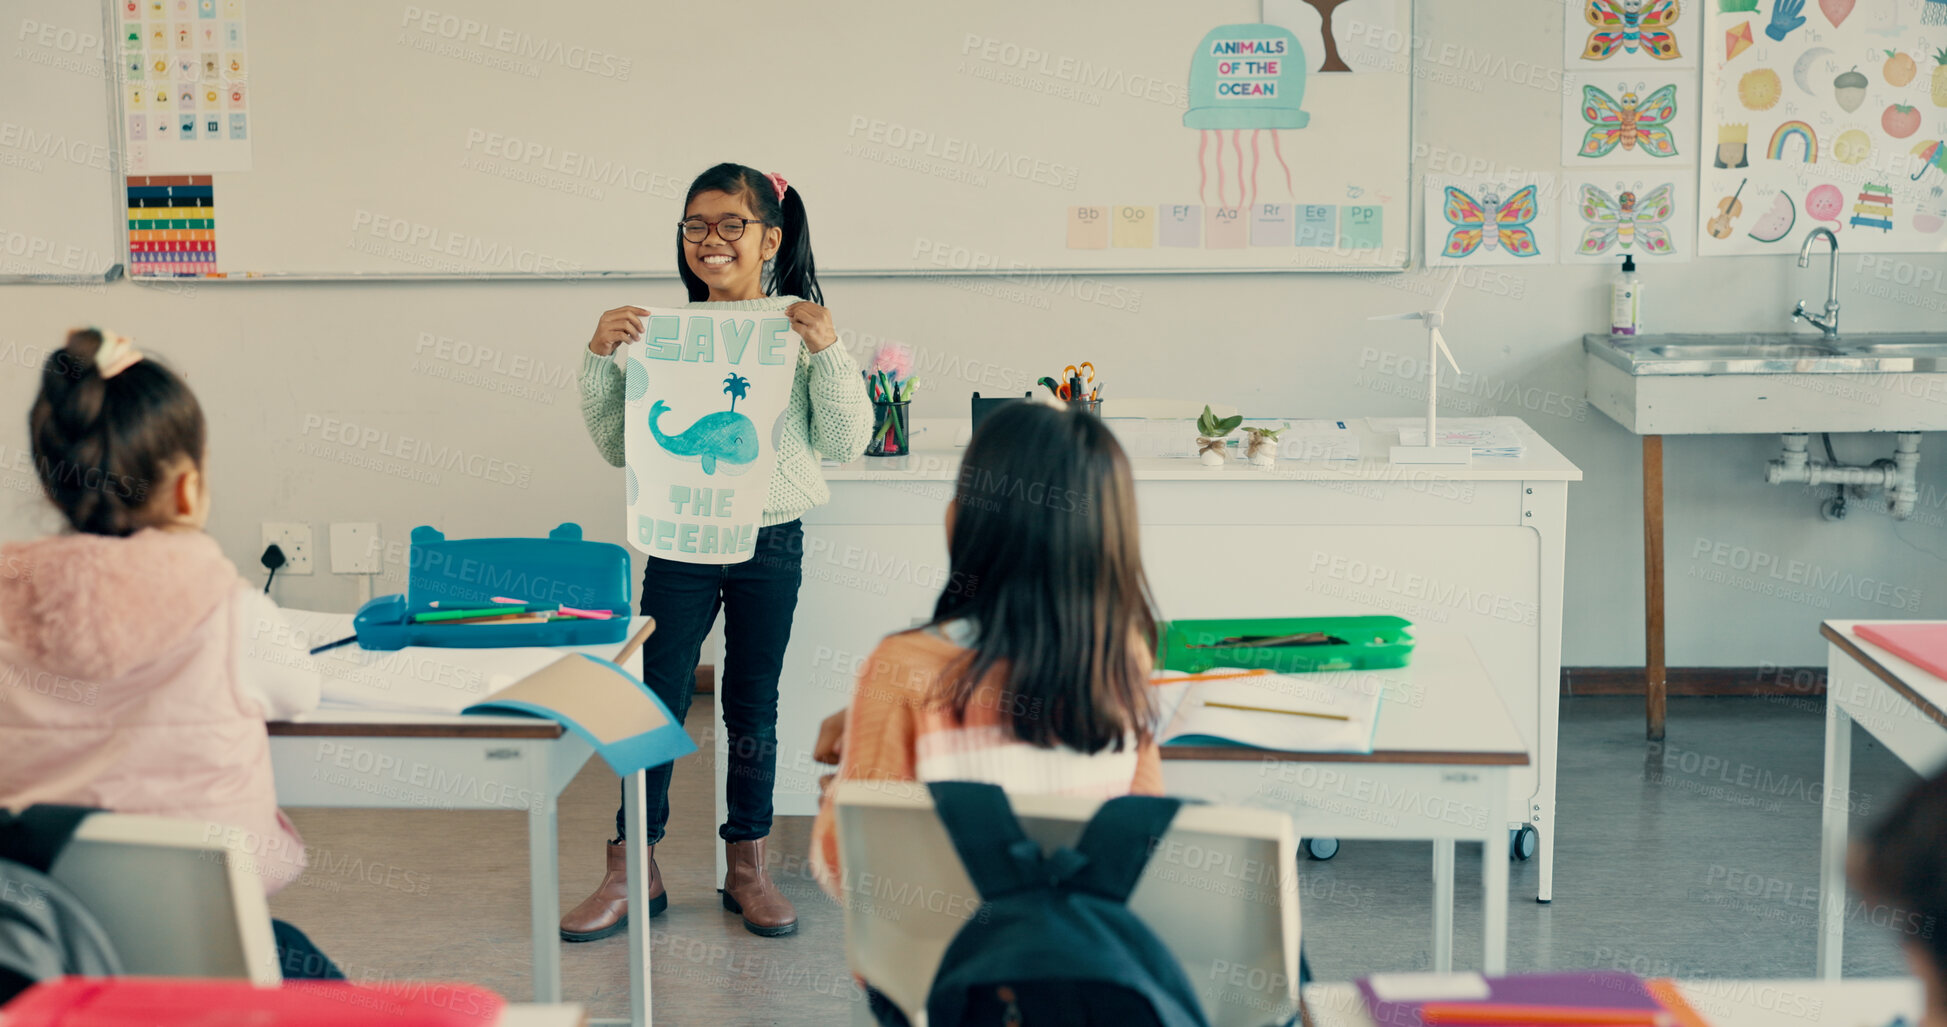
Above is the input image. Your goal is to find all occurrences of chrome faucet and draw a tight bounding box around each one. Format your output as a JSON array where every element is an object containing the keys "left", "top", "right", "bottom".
[{"left": 1793, "top": 227, "right": 1841, "bottom": 338}]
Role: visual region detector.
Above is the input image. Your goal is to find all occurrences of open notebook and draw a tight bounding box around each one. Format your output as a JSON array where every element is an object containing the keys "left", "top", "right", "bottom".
[
  {"left": 1151, "top": 668, "right": 1386, "bottom": 754},
  {"left": 467, "top": 651, "right": 696, "bottom": 775},
  {"left": 259, "top": 610, "right": 693, "bottom": 776}
]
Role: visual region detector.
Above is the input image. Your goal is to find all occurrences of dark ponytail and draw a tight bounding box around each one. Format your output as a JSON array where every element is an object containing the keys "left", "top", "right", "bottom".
[
  {"left": 676, "top": 162, "right": 823, "bottom": 305},
  {"left": 28, "top": 329, "right": 207, "bottom": 537}
]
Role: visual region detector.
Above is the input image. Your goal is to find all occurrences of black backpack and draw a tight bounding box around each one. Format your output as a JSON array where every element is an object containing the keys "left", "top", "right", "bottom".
[
  {"left": 0, "top": 805, "right": 122, "bottom": 1003},
  {"left": 910, "top": 781, "right": 1211, "bottom": 1027}
]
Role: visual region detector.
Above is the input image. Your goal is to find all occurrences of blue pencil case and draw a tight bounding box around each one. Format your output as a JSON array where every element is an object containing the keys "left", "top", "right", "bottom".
[{"left": 352, "top": 523, "right": 632, "bottom": 650}]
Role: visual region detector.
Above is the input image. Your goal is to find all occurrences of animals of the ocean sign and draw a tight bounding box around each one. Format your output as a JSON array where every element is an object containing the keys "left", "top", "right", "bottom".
[{"left": 623, "top": 308, "right": 801, "bottom": 564}]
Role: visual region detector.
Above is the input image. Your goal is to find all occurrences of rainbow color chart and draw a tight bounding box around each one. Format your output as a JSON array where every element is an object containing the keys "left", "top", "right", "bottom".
[
  {"left": 126, "top": 175, "right": 216, "bottom": 275},
  {"left": 1066, "top": 203, "right": 1383, "bottom": 250}
]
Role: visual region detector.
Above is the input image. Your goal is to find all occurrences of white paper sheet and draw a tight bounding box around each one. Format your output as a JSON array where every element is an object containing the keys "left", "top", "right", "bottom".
[{"left": 262, "top": 610, "right": 571, "bottom": 715}]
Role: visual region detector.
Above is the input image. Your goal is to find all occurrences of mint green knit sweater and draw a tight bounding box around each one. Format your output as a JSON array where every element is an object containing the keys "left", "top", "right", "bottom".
[{"left": 578, "top": 296, "right": 874, "bottom": 527}]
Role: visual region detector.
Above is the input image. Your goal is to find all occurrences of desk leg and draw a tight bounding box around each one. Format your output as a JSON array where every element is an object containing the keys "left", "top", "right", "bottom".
[
  {"left": 1642, "top": 435, "right": 1667, "bottom": 742},
  {"left": 715, "top": 728, "right": 731, "bottom": 886},
  {"left": 527, "top": 800, "right": 562, "bottom": 1003},
  {"left": 1431, "top": 840, "right": 1455, "bottom": 973},
  {"left": 1482, "top": 789, "right": 1510, "bottom": 974},
  {"left": 625, "top": 770, "right": 652, "bottom": 1027},
  {"left": 1817, "top": 698, "right": 1852, "bottom": 980},
  {"left": 1527, "top": 480, "right": 1568, "bottom": 905}
]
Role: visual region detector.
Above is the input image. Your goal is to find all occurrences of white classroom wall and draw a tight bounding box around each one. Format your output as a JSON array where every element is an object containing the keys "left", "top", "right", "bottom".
[{"left": 3, "top": 5, "right": 1942, "bottom": 670}]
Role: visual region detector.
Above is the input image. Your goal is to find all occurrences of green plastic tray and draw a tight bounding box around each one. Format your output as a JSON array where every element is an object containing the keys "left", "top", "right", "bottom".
[{"left": 1157, "top": 616, "right": 1414, "bottom": 674}]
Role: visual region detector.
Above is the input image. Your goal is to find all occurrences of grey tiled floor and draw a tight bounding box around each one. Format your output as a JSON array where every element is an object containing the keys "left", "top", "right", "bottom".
[
  {"left": 1301, "top": 694, "right": 1915, "bottom": 982},
  {"left": 274, "top": 695, "right": 1918, "bottom": 1024}
]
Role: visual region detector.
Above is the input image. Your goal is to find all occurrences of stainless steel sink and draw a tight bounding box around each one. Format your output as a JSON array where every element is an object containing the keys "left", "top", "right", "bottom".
[
  {"left": 1648, "top": 344, "right": 1838, "bottom": 359},
  {"left": 1586, "top": 333, "right": 1947, "bottom": 374},
  {"left": 1842, "top": 342, "right": 1947, "bottom": 356}
]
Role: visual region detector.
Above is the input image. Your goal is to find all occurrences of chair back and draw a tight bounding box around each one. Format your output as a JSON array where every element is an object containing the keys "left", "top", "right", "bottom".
[
  {"left": 833, "top": 781, "right": 1299, "bottom": 1027},
  {"left": 48, "top": 813, "right": 280, "bottom": 984}
]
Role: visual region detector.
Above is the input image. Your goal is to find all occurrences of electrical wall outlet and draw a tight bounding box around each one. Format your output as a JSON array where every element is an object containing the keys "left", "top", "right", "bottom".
[
  {"left": 261, "top": 522, "right": 313, "bottom": 574},
  {"left": 330, "top": 522, "right": 381, "bottom": 574}
]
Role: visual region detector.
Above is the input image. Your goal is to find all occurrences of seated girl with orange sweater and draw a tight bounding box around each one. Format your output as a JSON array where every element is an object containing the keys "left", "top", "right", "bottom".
[{"left": 810, "top": 401, "right": 1161, "bottom": 893}]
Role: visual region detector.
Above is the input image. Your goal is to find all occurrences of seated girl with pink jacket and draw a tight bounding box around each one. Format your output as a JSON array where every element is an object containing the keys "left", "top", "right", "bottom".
[{"left": 0, "top": 329, "right": 338, "bottom": 978}]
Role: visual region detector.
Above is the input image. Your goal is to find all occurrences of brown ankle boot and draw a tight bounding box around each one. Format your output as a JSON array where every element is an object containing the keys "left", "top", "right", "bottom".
[
  {"left": 560, "top": 840, "right": 664, "bottom": 942},
  {"left": 720, "top": 837, "right": 796, "bottom": 937}
]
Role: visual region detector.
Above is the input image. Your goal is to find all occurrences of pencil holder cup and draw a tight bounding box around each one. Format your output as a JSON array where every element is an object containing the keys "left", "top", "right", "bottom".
[
  {"left": 866, "top": 401, "right": 911, "bottom": 456},
  {"left": 1067, "top": 398, "right": 1102, "bottom": 417}
]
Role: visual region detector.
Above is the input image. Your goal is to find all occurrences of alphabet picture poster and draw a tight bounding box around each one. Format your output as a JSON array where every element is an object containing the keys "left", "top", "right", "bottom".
[{"left": 622, "top": 307, "right": 801, "bottom": 564}]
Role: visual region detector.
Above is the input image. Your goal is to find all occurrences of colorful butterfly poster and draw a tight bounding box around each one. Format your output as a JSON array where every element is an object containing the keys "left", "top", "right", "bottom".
[
  {"left": 1564, "top": 0, "right": 1697, "bottom": 69},
  {"left": 1560, "top": 73, "right": 1700, "bottom": 166},
  {"left": 1423, "top": 174, "right": 1560, "bottom": 267},
  {"left": 1558, "top": 173, "right": 1696, "bottom": 264}
]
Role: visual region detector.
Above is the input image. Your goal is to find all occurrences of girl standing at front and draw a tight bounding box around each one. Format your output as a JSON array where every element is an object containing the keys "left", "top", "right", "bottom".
[{"left": 563, "top": 164, "right": 872, "bottom": 940}]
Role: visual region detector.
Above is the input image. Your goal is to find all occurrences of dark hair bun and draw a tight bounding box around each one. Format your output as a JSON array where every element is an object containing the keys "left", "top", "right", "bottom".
[{"left": 28, "top": 331, "right": 207, "bottom": 536}]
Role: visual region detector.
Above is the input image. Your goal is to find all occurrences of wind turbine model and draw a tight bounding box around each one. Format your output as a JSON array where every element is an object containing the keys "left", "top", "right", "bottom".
[{"left": 1368, "top": 269, "right": 1471, "bottom": 466}]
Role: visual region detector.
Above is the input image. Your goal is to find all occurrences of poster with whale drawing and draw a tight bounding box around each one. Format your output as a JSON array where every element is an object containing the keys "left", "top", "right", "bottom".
[{"left": 622, "top": 307, "right": 801, "bottom": 564}]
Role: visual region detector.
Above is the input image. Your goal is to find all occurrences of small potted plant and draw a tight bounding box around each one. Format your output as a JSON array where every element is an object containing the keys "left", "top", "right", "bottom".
[
  {"left": 1241, "top": 422, "right": 1290, "bottom": 468},
  {"left": 1195, "top": 406, "right": 1241, "bottom": 466}
]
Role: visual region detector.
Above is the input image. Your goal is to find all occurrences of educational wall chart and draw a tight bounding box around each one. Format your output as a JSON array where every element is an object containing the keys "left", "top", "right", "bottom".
[
  {"left": 125, "top": 175, "right": 217, "bottom": 274},
  {"left": 1062, "top": 0, "right": 1410, "bottom": 267},
  {"left": 1559, "top": 172, "right": 1696, "bottom": 263},
  {"left": 1564, "top": 0, "right": 1692, "bottom": 69},
  {"left": 622, "top": 309, "right": 802, "bottom": 565},
  {"left": 1424, "top": 173, "right": 1560, "bottom": 267},
  {"left": 1560, "top": 72, "right": 1701, "bottom": 166},
  {"left": 1699, "top": 0, "right": 1947, "bottom": 254},
  {"left": 119, "top": 0, "right": 253, "bottom": 175}
]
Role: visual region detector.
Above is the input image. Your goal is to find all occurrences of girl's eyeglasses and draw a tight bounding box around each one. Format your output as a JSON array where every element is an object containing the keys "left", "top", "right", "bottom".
[{"left": 678, "top": 216, "right": 764, "bottom": 243}]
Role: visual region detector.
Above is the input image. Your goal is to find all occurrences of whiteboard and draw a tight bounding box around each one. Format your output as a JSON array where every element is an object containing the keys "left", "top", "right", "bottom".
[
  {"left": 1, "top": 0, "right": 119, "bottom": 282},
  {"left": 107, "top": 0, "right": 1412, "bottom": 279}
]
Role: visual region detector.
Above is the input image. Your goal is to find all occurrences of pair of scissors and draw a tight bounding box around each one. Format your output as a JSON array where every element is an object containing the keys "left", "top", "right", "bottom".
[{"left": 1060, "top": 362, "right": 1096, "bottom": 400}]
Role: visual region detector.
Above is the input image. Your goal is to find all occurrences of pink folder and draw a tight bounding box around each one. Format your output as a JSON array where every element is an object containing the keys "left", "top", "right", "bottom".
[{"left": 1854, "top": 623, "right": 1947, "bottom": 682}]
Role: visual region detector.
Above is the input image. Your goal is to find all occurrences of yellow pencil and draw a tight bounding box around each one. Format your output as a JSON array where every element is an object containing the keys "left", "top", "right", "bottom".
[{"left": 1201, "top": 700, "right": 1349, "bottom": 722}]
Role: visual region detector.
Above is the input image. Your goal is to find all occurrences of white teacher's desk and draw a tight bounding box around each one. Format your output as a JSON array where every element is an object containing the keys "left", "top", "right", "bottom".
[
  {"left": 1164, "top": 629, "right": 1528, "bottom": 974},
  {"left": 755, "top": 415, "right": 1580, "bottom": 902},
  {"left": 1817, "top": 620, "right": 1947, "bottom": 979},
  {"left": 267, "top": 616, "right": 656, "bottom": 1027},
  {"left": 1301, "top": 977, "right": 1920, "bottom": 1027}
]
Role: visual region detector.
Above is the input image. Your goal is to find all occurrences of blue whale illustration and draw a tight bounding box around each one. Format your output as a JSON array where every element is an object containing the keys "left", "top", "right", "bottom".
[{"left": 649, "top": 399, "right": 758, "bottom": 475}]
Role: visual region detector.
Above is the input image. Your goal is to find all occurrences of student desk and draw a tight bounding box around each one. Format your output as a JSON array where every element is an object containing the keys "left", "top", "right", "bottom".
[
  {"left": 760, "top": 415, "right": 1579, "bottom": 901},
  {"left": 1817, "top": 619, "right": 1947, "bottom": 979},
  {"left": 267, "top": 618, "right": 657, "bottom": 1027},
  {"left": 1300, "top": 976, "right": 1920, "bottom": 1026},
  {"left": 1163, "top": 630, "right": 1528, "bottom": 974}
]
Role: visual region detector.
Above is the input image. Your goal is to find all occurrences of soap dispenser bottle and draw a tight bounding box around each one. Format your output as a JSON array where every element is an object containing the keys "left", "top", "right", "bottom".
[{"left": 1610, "top": 254, "right": 1641, "bottom": 335}]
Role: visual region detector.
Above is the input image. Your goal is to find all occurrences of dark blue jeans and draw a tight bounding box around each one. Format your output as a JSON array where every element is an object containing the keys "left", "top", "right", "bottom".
[
  {"left": 616, "top": 519, "right": 804, "bottom": 844},
  {"left": 273, "top": 920, "right": 344, "bottom": 980}
]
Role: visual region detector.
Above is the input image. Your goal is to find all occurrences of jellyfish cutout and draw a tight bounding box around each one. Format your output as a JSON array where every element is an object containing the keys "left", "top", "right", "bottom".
[{"left": 1185, "top": 23, "right": 1310, "bottom": 214}]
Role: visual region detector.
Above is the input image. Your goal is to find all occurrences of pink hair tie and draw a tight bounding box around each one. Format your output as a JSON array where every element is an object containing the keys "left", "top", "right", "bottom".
[
  {"left": 764, "top": 172, "right": 788, "bottom": 202},
  {"left": 90, "top": 329, "right": 144, "bottom": 379}
]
